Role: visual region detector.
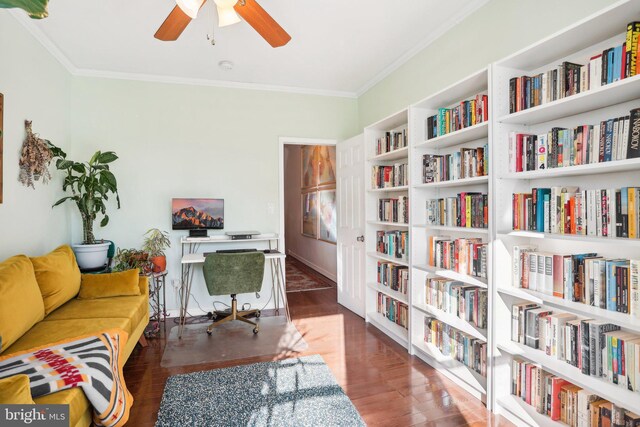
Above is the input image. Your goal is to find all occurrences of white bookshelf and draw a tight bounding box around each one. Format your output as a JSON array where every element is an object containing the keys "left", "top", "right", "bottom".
[
  {"left": 491, "top": 1, "right": 640, "bottom": 424},
  {"left": 364, "top": 109, "right": 411, "bottom": 349},
  {"left": 408, "top": 67, "right": 493, "bottom": 408}
]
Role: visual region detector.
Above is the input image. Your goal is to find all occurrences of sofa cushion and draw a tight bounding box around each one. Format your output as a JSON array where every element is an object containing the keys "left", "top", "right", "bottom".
[
  {"left": 31, "top": 245, "right": 81, "bottom": 315},
  {"left": 46, "top": 294, "right": 148, "bottom": 331},
  {"left": 0, "top": 255, "right": 45, "bottom": 353},
  {"left": 78, "top": 269, "right": 141, "bottom": 299},
  {"left": 35, "top": 385, "right": 91, "bottom": 427},
  {"left": 3, "top": 318, "right": 133, "bottom": 356},
  {"left": 0, "top": 374, "right": 35, "bottom": 404}
]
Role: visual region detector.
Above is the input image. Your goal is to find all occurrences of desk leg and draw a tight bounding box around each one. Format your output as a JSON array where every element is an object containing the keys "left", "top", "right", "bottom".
[
  {"left": 178, "top": 264, "right": 193, "bottom": 339},
  {"left": 270, "top": 258, "right": 280, "bottom": 315},
  {"left": 275, "top": 258, "right": 291, "bottom": 322}
]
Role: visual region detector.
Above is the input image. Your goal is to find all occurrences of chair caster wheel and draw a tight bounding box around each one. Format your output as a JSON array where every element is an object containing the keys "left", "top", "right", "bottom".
[
  {"left": 253, "top": 327, "right": 259, "bottom": 334},
  {"left": 206, "top": 330, "right": 212, "bottom": 335},
  {"left": 255, "top": 311, "right": 261, "bottom": 318}
]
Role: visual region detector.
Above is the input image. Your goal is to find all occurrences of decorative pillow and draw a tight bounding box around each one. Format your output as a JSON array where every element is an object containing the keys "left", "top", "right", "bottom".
[
  {"left": 30, "top": 245, "right": 81, "bottom": 315},
  {"left": 0, "top": 375, "right": 35, "bottom": 404},
  {"left": 78, "top": 269, "right": 141, "bottom": 299},
  {"left": 0, "top": 255, "right": 45, "bottom": 353}
]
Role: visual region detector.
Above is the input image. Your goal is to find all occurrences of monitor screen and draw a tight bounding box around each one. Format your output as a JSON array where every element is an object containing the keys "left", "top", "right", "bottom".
[{"left": 172, "top": 198, "right": 224, "bottom": 230}]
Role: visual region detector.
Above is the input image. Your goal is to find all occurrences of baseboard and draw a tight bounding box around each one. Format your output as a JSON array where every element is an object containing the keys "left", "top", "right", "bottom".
[{"left": 286, "top": 250, "right": 337, "bottom": 282}]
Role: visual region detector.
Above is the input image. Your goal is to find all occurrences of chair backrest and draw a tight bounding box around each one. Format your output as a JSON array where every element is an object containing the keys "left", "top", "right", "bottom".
[{"left": 202, "top": 252, "right": 265, "bottom": 296}]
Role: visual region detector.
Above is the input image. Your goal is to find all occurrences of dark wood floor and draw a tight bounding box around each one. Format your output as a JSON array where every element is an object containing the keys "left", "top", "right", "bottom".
[{"left": 124, "top": 287, "right": 512, "bottom": 426}]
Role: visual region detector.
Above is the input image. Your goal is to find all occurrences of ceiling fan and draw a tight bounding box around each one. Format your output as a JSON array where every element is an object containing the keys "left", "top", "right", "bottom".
[{"left": 154, "top": 0, "right": 291, "bottom": 48}]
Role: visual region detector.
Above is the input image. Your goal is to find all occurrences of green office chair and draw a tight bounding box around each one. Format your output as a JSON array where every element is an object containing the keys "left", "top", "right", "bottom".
[{"left": 203, "top": 252, "right": 265, "bottom": 335}]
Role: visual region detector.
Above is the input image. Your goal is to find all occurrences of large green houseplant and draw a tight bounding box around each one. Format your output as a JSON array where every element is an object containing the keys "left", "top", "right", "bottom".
[
  {"left": 50, "top": 145, "right": 121, "bottom": 269},
  {"left": 0, "top": 0, "right": 49, "bottom": 19}
]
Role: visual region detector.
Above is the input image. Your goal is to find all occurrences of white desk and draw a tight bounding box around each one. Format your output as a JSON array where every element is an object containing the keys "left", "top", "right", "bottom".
[{"left": 178, "top": 234, "right": 289, "bottom": 339}]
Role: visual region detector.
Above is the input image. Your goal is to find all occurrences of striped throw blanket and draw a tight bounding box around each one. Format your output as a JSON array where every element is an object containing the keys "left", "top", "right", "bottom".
[{"left": 0, "top": 329, "right": 132, "bottom": 427}]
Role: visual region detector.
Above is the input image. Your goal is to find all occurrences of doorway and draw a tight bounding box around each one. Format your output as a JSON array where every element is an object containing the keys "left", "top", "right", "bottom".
[{"left": 279, "top": 138, "right": 338, "bottom": 294}]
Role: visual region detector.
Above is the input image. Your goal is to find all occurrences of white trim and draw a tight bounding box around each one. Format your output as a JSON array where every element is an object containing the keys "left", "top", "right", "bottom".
[
  {"left": 10, "top": 10, "right": 78, "bottom": 73},
  {"left": 355, "top": 0, "right": 490, "bottom": 97},
  {"left": 286, "top": 250, "right": 337, "bottom": 282},
  {"left": 73, "top": 69, "right": 358, "bottom": 98},
  {"left": 277, "top": 136, "right": 337, "bottom": 272}
]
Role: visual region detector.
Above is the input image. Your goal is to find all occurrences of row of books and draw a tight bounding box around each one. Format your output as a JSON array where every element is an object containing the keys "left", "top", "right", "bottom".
[
  {"left": 422, "top": 145, "right": 488, "bottom": 183},
  {"left": 512, "top": 186, "right": 640, "bottom": 239},
  {"left": 376, "top": 230, "right": 409, "bottom": 261},
  {"left": 425, "top": 94, "right": 489, "bottom": 140},
  {"left": 375, "top": 128, "right": 408, "bottom": 156},
  {"left": 377, "top": 292, "right": 408, "bottom": 329},
  {"left": 377, "top": 196, "right": 409, "bottom": 224},
  {"left": 512, "top": 246, "right": 640, "bottom": 317},
  {"left": 428, "top": 236, "right": 488, "bottom": 279},
  {"left": 512, "top": 303, "right": 640, "bottom": 393},
  {"left": 511, "top": 358, "right": 640, "bottom": 425},
  {"left": 377, "top": 261, "right": 409, "bottom": 295},
  {"left": 508, "top": 22, "right": 640, "bottom": 114},
  {"left": 371, "top": 163, "right": 408, "bottom": 189},
  {"left": 426, "top": 193, "right": 489, "bottom": 229},
  {"left": 508, "top": 109, "right": 640, "bottom": 173},
  {"left": 425, "top": 277, "right": 488, "bottom": 329},
  {"left": 424, "top": 317, "right": 487, "bottom": 377}
]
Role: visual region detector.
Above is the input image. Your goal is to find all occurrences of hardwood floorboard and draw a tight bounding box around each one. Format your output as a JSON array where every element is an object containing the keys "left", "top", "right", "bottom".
[{"left": 123, "top": 284, "right": 512, "bottom": 426}]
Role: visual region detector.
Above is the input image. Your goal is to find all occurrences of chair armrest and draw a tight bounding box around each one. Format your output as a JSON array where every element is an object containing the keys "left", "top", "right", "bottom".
[{"left": 138, "top": 276, "right": 149, "bottom": 296}]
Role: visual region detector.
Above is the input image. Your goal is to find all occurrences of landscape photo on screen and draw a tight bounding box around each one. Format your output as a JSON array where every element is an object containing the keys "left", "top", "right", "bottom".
[{"left": 172, "top": 198, "right": 224, "bottom": 229}]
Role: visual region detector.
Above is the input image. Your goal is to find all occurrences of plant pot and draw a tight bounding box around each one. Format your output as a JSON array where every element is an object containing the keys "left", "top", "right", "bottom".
[
  {"left": 72, "top": 242, "right": 111, "bottom": 270},
  {"left": 150, "top": 256, "right": 166, "bottom": 273}
]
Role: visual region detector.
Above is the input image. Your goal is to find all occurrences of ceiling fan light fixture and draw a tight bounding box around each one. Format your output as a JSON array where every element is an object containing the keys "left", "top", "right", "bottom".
[
  {"left": 175, "top": 0, "right": 203, "bottom": 19},
  {"left": 213, "top": 0, "right": 241, "bottom": 27}
]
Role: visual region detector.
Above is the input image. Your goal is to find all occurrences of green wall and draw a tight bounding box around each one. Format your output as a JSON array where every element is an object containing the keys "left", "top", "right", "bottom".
[{"left": 357, "top": 0, "right": 619, "bottom": 128}]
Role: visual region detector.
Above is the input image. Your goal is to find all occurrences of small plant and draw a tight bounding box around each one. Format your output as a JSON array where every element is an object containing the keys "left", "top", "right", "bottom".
[
  {"left": 142, "top": 229, "right": 171, "bottom": 257},
  {"left": 113, "top": 248, "right": 151, "bottom": 274}
]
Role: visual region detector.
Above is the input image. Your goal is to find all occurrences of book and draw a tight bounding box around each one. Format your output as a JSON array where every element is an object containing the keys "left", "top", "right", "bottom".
[{"left": 628, "top": 108, "right": 640, "bottom": 159}]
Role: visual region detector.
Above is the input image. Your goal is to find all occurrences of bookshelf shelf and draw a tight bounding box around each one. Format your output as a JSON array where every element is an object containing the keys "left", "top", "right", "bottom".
[
  {"left": 413, "top": 264, "right": 488, "bottom": 288},
  {"left": 497, "top": 74, "right": 640, "bottom": 126},
  {"left": 367, "top": 185, "right": 409, "bottom": 193},
  {"left": 366, "top": 311, "right": 409, "bottom": 347},
  {"left": 413, "top": 302, "right": 487, "bottom": 341},
  {"left": 414, "top": 122, "right": 489, "bottom": 150},
  {"left": 499, "top": 158, "right": 640, "bottom": 180},
  {"left": 412, "top": 341, "right": 487, "bottom": 394},
  {"left": 367, "top": 252, "right": 409, "bottom": 267},
  {"left": 367, "top": 282, "right": 408, "bottom": 304},
  {"left": 496, "top": 395, "right": 564, "bottom": 427},
  {"left": 368, "top": 146, "right": 409, "bottom": 162},
  {"left": 497, "top": 286, "right": 640, "bottom": 333},
  {"left": 497, "top": 341, "right": 640, "bottom": 414},
  {"left": 413, "top": 224, "right": 489, "bottom": 234},
  {"left": 413, "top": 176, "right": 488, "bottom": 189},
  {"left": 498, "top": 231, "right": 640, "bottom": 246},
  {"left": 367, "top": 221, "right": 409, "bottom": 228}
]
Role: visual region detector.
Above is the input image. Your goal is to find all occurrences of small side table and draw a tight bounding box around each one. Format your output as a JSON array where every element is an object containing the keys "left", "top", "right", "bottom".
[{"left": 145, "top": 270, "right": 168, "bottom": 338}]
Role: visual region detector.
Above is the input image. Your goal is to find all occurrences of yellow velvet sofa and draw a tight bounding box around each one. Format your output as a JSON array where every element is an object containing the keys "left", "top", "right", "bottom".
[{"left": 0, "top": 245, "right": 149, "bottom": 427}]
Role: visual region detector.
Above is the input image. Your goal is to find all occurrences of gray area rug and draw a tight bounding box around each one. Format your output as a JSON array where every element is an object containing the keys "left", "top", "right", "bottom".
[
  {"left": 155, "top": 355, "right": 365, "bottom": 427},
  {"left": 161, "top": 316, "right": 308, "bottom": 368}
]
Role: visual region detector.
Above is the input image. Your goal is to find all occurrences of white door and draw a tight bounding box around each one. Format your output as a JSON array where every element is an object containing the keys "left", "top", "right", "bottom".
[{"left": 336, "top": 134, "right": 366, "bottom": 317}]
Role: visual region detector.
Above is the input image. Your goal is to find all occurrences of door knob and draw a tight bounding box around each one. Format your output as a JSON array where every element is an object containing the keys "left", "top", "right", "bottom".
[{"left": 356, "top": 235, "right": 365, "bottom": 242}]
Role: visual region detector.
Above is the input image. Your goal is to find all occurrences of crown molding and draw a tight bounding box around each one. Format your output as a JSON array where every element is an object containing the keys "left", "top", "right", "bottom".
[
  {"left": 355, "top": 0, "right": 490, "bottom": 97},
  {"left": 73, "top": 69, "right": 358, "bottom": 98}
]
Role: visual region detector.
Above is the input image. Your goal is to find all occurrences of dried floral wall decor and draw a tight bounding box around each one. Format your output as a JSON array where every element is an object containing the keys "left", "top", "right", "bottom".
[{"left": 18, "top": 120, "right": 54, "bottom": 189}]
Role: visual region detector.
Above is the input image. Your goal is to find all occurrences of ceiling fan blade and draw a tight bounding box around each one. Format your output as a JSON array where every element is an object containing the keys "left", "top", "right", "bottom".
[
  {"left": 234, "top": 0, "right": 291, "bottom": 48},
  {"left": 155, "top": 5, "right": 193, "bottom": 41}
]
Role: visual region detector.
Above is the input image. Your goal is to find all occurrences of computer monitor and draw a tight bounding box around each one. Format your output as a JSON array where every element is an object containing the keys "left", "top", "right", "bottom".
[{"left": 172, "top": 198, "right": 224, "bottom": 231}]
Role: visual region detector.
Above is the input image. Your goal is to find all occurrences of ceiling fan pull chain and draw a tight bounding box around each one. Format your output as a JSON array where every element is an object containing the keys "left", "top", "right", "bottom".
[{"left": 207, "top": 3, "right": 216, "bottom": 45}]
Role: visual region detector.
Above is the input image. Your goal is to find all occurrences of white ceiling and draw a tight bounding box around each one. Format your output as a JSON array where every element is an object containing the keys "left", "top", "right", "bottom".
[{"left": 18, "top": 0, "right": 488, "bottom": 96}]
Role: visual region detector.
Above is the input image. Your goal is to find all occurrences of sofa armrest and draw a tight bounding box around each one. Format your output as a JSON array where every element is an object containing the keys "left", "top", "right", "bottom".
[{"left": 138, "top": 276, "right": 149, "bottom": 296}]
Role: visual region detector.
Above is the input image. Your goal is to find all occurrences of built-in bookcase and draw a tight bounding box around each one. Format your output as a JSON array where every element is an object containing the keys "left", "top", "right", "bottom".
[
  {"left": 364, "top": 109, "right": 411, "bottom": 348},
  {"left": 409, "top": 67, "right": 493, "bottom": 405},
  {"left": 491, "top": 1, "right": 640, "bottom": 424}
]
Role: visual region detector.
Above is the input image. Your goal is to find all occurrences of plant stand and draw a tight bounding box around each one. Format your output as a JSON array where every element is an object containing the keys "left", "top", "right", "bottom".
[{"left": 144, "top": 270, "right": 168, "bottom": 338}]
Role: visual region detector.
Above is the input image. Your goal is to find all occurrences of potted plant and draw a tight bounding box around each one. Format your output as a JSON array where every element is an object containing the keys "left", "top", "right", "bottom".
[
  {"left": 112, "top": 248, "right": 152, "bottom": 274},
  {"left": 142, "top": 228, "right": 171, "bottom": 273},
  {"left": 50, "top": 145, "right": 121, "bottom": 269}
]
